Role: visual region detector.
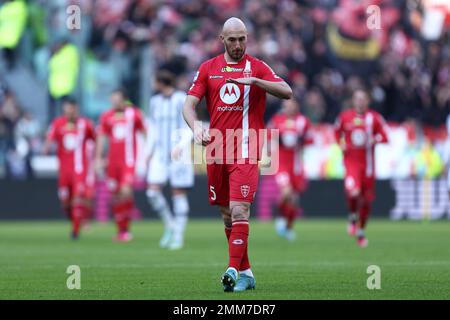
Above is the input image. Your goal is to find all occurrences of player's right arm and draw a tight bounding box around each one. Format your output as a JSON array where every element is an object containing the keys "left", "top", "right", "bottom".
[
  {"left": 182, "top": 63, "right": 210, "bottom": 146},
  {"left": 334, "top": 114, "right": 344, "bottom": 150},
  {"left": 373, "top": 113, "right": 389, "bottom": 144},
  {"left": 42, "top": 120, "right": 57, "bottom": 154},
  {"left": 260, "top": 117, "right": 276, "bottom": 168},
  {"left": 182, "top": 95, "right": 210, "bottom": 146},
  {"left": 94, "top": 114, "right": 108, "bottom": 175},
  {"left": 146, "top": 97, "right": 157, "bottom": 164}
]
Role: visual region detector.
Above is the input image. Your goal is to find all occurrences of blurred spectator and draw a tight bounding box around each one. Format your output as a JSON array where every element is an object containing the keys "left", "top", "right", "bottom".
[
  {"left": 15, "top": 111, "right": 42, "bottom": 178},
  {"left": 414, "top": 138, "right": 444, "bottom": 178},
  {"left": 0, "top": 0, "right": 28, "bottom": 69},
  {"left": 48, "top": 38, "right": 80, "bottom": 119}
]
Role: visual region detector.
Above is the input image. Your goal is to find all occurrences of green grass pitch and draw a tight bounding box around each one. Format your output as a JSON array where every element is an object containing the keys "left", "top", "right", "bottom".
[{"left": 0, "top": 219, "right": 449, "bottom": 299}]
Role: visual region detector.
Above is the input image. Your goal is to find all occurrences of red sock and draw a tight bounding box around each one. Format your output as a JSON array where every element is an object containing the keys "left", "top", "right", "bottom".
[
  {"left": 226, "top": 226, "right": 250, "bottom": 271},
  {"left": 359, "top": 201, "right": 371, "bottom": 229},
  {"left": 112, "top": 198, "right": 133, "bottom": 233},
  {"left": 83, "top": 204, "right": 92, "bottom": 221},
  {"left": 71, "top": 204, "right": 84, "bottom": 235},
  {"left": 279, "top": 200, "right": 297, "bottom": 229},
  {"left": 347, "top": 196, "right": 358, "bottom": 213},
  {"left": 278, "top": 201, "right": 290, "bottom": 220},
  {"left": 286, "top": 203, "right": 297, "bottom": 229},
  {"left": 239, "top": 244, "right": 250, "bottom": 271},
  {"left": 228, "top": 220, "right": 249, "bottom": 270},
  {"left": 63, "top": 204, "right": 71, "bottom": 219}
]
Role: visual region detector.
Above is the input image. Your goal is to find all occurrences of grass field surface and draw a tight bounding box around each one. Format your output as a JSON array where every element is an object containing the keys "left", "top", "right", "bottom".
[{"left": 0, "top": 219, "right": 449, "bottom": 299}]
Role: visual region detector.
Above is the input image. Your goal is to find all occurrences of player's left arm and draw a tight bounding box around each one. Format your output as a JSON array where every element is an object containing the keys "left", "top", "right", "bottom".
[
  {"left": 374, "top": 113, "right": 389, "bottom": 144},
  {"left": 94, "top": 115, "right": 109, "bottom": 175},
  {"left": 135, "top": 109, "right": 147, "bottom": 139},
  {"left": 86, "top": 120, "right": 96, "bottom": 142},
  {"left": 333, "top": 115, "right": 344, "bottom": 148},
  {"left": 301, "top": 118, "right": 314, "bottom": 146},
  {"left": 252, "top": 78, "right": 293, "bottom": 100},
  {"left": 226, "top": 61, "right": 292, "bottom": 99}
]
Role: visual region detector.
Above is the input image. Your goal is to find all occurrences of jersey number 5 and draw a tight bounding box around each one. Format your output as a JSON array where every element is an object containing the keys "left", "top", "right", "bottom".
[{"left": 210, "top": 186, "right": 216, "bottom": 201}]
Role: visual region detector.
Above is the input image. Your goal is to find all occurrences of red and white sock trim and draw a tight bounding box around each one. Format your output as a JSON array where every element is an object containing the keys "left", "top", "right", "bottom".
[{"left": 232, "top": 219, "right": 249, "bottom": 226}]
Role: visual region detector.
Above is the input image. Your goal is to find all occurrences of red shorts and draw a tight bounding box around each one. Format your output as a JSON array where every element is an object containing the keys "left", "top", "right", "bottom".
[
  {"left": 106, "top": 162, "right": 135, "bottom": 193},
  {"left": 58, "top": 170, "right": 88, "bottom": 203},
  {"left": 344, "top": 161, "right": 375, "bottom": 202},
  {"left": 274, "top": 171, "right": 307, "bottom": 193},
  {"left": 207, "top": 162, "right": 259, "bottom": 206}
]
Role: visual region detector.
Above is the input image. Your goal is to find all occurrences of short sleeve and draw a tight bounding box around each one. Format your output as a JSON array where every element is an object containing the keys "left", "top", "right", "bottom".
[
  {"left": 47, "top": 120, "right": 58, "bottom": 141},
  {"left": 134, "top": 109, "right": 145, "bottom": 132},
  {"left": 258, "top": 60, "right": 284, "bottom": 82},
  {"left": 303, "top": 117, "right": 314, "bottom": 145},
  {"left": 97, "top": 113, "right": 110, "bottom": 136},
  {"left": 187, "top": 62, "right": 208, "bottom": 99},
  {"left": 334, "top": 114, "right": 343, "bottom": 142},
  {"left": 86, "top": 120, "right": 96, "bottom": 141},
  {"left": 374, "top": 112, "right": 389, "bottom": 143},
  {"left": 148, "top": 97, "right": 157, "bottom": 122}
]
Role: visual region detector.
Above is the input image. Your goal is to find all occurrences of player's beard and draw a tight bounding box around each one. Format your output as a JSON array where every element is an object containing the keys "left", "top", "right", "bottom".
[
  {"left": 114, "top": 105, "right": 125, "bottom": 113},
  {"left": 226, "top": 45, "right": 245, "bottom": 62}
]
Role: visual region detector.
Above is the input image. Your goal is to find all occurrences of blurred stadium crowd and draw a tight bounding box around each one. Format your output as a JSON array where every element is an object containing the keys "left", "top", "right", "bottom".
[{"left": 1, "top": 0, "right": 450, "bottom": 180}]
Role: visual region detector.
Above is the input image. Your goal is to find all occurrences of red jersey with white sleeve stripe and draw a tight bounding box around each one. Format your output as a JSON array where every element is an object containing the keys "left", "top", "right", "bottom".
[
  {"left": 268, "top": 112, "right": 313, "bottom": 192},
  {"left": 47, "top": 116, "right": 96, "bottom": 201},
  {"left": 47, "top": 116, "right": 96, "bottom": 175},
  {"left": 98, "top": 106, "right": 145, "bottom": 169},
  {"left": 188, "top": 53, "right": 283, "bottom": 162},
  {"left": 334, "top": 109, "right": 388, "bottom": 177},
  {"left": 268, "top": 112, "right": 313, "bottom": 174}
]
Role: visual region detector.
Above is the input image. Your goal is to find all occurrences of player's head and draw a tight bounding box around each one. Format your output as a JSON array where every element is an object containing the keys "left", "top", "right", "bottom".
[
  {"left": 111, "top": 88, "right": 127, "bottom": 111},
  {"left": 155, "top": 70, "right": 176, "bottom": 92},
  {"left": 62, "top": 97, "right": 79, "bottom": 121},
  {"left": 352, "top": 89, "right": 369, "bottom": 114},
  {"left": 220, "top": 17, "right": 247, "bottom": 62},
  {"left": 282, "top": 98, "right": 299, "bottom": 117}
]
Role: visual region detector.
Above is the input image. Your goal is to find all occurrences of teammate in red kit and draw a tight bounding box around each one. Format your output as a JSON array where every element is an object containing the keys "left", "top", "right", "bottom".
[
  {"left": 182, "top": 17, "right": 292, "bottom": 292},
  {"left": 43, "top": 98, "right": 96, "bottom": 240},
  {"left": 267, "top": 98, "right": 313, "bottom": 241},
  {"left": 334, "top": 89, "right": 389, "bottom": 247},
  {"left": 95, "top": 89, "right": 146, "bottom": 242}
]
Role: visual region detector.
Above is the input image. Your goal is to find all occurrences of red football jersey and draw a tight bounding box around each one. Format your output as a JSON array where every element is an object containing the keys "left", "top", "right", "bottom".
[
  {"left": 268, "top": 112, "right": 312, "bottom": 175},
  {"left": 47, "top": 116, "right": 96, "bottom": 175},
  {"left": 334, "top": 109, "right": 388, "bottom": 176},
  {"left": 98, "top": 106, "right": 145, "bottom": 168},
  {"left": 187, "top": 53, "right": 284, "bottom": 161}
]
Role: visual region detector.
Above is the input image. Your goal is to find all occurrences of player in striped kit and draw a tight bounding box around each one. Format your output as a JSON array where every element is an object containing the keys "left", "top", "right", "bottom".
[
  {"left": 43, "top": 98, "right": 96, "bottom": 239},
  {"left": 146, "top": 70, "right": 194, "bottom": 250}
]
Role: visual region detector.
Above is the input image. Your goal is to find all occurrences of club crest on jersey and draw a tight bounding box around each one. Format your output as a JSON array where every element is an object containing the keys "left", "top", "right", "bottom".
[
  {"left": 240, "top": 184, "right": 250, "bottom": 198},
  {"left": 351, "top": 129, "right": 366, "bottom": 146},
  {"left": 219, "top": 83, "right": 240, "bottom": 104},
  {"left": 63, "top": 133, "right": 78, "bottom": 150}
]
